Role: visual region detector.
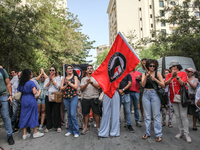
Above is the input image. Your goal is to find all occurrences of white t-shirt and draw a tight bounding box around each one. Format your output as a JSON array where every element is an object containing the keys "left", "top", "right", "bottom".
[{"left": 81, "top": 76, "right": 99, "bottom": 99}]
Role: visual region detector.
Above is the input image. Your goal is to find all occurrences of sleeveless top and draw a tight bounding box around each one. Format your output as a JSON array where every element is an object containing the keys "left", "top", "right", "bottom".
[
  {"left": 63, "top": 76, "right": 77, "bottom": 99},
  {"left": 144, "top": 71, "right": 159, "bottom": 89}
]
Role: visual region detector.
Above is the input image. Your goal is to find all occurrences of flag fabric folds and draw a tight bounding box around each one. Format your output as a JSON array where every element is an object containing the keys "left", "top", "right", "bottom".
[{"left": 92, "top": 32, "right": 140, "bottom": 98}]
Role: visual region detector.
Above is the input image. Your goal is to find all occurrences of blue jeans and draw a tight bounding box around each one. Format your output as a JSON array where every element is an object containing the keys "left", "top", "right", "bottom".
[
  {"left": 130, "top": 91, "right": 140, "bottom": 123},
  {"left": 11, "top": 100, "right": 18, "bottom": 124},
  {"left": 120, "top": 94, "right": 132, "bottom": 125},
  {"left": 142, "top": 89, "right": 162, "bottom": 137},
  {"left": 63, "top": 96, "right": 79, "bottom": 135},
  {"left": 0, "top": 95, "right": 13, "bottom": 137}
]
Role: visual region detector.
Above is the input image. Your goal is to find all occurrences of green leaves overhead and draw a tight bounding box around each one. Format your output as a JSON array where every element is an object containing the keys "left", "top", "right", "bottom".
[{"left": 0, "top": 0, "right": 94, "bottom": 74}]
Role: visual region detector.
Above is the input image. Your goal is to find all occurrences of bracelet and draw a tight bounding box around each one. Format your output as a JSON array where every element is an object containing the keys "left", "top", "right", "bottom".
[{"left": 9, "top": 94, "right": 12, "bottom": 97}]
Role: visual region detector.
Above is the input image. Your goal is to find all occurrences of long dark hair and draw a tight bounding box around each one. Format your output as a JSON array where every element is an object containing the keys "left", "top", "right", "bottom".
[{"left": 19, "top": 69, "right": 32, "bottom": 86}]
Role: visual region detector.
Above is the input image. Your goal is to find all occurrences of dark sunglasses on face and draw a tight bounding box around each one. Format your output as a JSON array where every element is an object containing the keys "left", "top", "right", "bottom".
[
  {"left": 187, "top": 71, "right": 192, "bottom": 73},
  {"left": 87, "top": 67, "right": 93, "bottom": 70},
  {"left": 164, "top": 72, "right": 169, "bottom": 74},
  {"left": 149, "top": 65, "right": 156, "bottom": 68},
  {"left": 49, "top": 69, "right": 55, "bottom": 72},
  {"left": 41, "top": 77, "right": 45, "bottom": 78}
]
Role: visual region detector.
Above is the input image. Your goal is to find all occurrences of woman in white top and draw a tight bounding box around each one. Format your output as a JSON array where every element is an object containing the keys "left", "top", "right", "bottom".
[
  {"left": 44, "top": 66, "right": 61, "bottom": 133},
  {"left": 185, "top": 68, "right": 199, "bottom": 131}
]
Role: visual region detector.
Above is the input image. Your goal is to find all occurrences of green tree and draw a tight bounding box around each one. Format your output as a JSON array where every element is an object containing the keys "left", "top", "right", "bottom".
[
  {"left": 93, "top": 48, "right": 110, "bottom": 69},
  {"left": 149, "top": 0, "right": 200, "bottom": 69}
]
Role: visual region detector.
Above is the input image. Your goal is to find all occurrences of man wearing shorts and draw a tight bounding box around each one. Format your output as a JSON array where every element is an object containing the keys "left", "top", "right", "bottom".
[{"left": 81, "top": 65, "right": 100, "bottom": 134}]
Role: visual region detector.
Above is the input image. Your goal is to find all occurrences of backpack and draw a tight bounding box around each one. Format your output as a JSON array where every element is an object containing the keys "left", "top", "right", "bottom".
[{"left": 0, "top": 68, "right": 5, "bottom": 82}]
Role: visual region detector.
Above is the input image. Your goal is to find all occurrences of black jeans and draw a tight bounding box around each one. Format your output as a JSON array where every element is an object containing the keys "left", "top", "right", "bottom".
[{"left": 45, "top": 96, "right": 61, "bottom": 129}]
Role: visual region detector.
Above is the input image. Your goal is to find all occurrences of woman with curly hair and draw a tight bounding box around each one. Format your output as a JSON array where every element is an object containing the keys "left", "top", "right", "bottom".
[{"left": 141, "top": 59, "right": 165, "bottom": 142}]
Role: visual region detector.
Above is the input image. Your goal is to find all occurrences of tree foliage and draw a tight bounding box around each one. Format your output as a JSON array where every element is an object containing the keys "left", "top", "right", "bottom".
[
  {"left": 0, "top": 0, "right": 94, "bottom": 74},
  {"left": 148, "top": 0, "right": 200, "bottom": 69}
]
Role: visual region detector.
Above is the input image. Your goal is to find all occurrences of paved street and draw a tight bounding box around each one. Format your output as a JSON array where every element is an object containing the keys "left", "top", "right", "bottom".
[{"left": 0, "top": 110, "right": 200, "bottom": 150}]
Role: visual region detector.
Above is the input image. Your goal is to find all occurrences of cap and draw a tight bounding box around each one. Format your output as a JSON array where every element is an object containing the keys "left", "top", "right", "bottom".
[
  {"left": 185, "top": 68, "right": 195, "bottom": 73},
  {"left": 168, "top": 60, "right": 180, "bottom": 69}
]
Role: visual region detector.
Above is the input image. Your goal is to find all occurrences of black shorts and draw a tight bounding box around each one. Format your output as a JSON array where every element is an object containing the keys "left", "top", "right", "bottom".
[{"left": 81, "top": 98, "right": 100, "bottom": 115}]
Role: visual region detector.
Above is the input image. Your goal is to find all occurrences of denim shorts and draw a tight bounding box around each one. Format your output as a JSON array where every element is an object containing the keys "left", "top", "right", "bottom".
[{"left": 37, "top": 98, "right": 45, "bottom": 104}]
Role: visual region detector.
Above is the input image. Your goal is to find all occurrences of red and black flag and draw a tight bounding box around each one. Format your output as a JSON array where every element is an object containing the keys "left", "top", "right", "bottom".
[{"left": 92, "top": 32, "right": 140, "bottom": 98}]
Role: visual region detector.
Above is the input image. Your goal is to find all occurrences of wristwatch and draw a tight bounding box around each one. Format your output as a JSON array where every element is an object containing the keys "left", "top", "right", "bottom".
[
  {"left": 90, "top": 82, "right": 93, "bottom": 85},
  {"left": 176, "top": 77, "right": 180, "bottom": 80},
  {"left": 122, "top": 88, "right": 125, "bottom": 91}
]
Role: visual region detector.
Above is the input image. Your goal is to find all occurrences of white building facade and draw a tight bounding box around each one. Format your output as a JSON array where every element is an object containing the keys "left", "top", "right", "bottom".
[{"left": 107, "top": 0, "right": 199, "bottom": 47}]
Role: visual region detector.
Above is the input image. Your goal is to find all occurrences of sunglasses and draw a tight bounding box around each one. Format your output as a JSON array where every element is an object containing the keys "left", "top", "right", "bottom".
[
  {"left": 164, "top": 72, "right": 169, "bottom": 74},
  {"left": 41, "top": 77, "right": 45, "bottom": 79},
  {"left": 67, "top": 68, "right": 73, "bottom": 70},
  {"left": 169, "top": 65, "right": 176, "bottom": 69},
  {"left": 49, "top": 69, "right": 55, "bottom": 72},
  {"left": 87, "top": 67, "right": 93, "bottom": 70},
  {"left": 187, "top": 71, "right": 192, "bottom": 73},
  {"left": 149, "top": 65, "right": 156, "bottom": 68}
]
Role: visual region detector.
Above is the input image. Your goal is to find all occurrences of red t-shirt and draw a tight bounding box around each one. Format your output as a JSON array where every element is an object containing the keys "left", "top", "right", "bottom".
[
  {"left": 129, "top": 71, "right": 142, "bottom": 93},
  {"left": 165, "top": 71, "right": 187, "bottom": 103}
]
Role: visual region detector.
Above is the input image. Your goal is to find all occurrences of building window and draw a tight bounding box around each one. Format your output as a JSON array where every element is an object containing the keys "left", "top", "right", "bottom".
[
  {"left": 161, "top": 29, "right": 166, "bottom": 33},
  {"left": 195, "top": 12, "right": 200, "bottom": 18},
  {"left": 152, "top": 34, "right": 155, "bottom": 37},
  {"left": 139, "top": 8, "right": 141, "bottom": 11},
  {"left": 141, "top": 28, "right": 143, "bottom": 31},
  {"left": 151, "top": 24, "right": 153, "bottom": 28},
  {"left": 150, "top": 14, "right": 153, "bottom": 18},
  {"left": 159, "top": 0, "right": 164, "bottom": 7},
  {"left": 183, "top": 2, "right": 188, "bottom": 8},
  {"left": 161, "top": 21, "right": 166, "bottom": 26},
  {"left": 160, "top": 10, "right": 165, "bottom": 17},
  {"left": 150, "top": 5, "right": 152, "bottom": 9},
  {"left": 170, "top": 1, "right": 176, "bottom": 5},
  {"left": 140, "top": 18, "right": 142, "bottom": 21}
]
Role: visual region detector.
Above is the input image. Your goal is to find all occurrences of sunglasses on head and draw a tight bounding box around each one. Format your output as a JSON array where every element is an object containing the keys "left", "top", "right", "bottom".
[
  {"left": 49, "top": 69, "right": 55, "bottom": 72},
  {"left": 149, "top": 65, "right": 156, "bottom": 68},
  {"left": 87, "top": 67, "right": 93, "bottom": 70}
]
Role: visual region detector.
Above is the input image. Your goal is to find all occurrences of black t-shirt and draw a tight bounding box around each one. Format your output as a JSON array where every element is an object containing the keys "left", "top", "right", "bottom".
[{"left": 119, "top": 74, "right": 132, "bottom": 94}]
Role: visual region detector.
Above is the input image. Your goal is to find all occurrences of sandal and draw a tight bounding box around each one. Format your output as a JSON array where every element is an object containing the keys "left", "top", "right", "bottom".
[
  {"left": 162, "top": 122, "right": 166, "bottom": 127},
  {"left": 57, "top": 128, "right": 61, "bottom": 133},
  {"left": 142, "top": 134, "right": 150, "bottom": 139},
  {"left": 168, "top": 123, "right": 173, "bottom": 128},
  {"left": 156, "top": 137, "right": 162, "bottom": 142}
]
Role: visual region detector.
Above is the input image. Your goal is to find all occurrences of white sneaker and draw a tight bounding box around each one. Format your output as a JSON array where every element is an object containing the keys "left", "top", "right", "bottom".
[
  {"left": 74, "top": 134, "right": 79, "bottom": 138},
  {"left": 175, "top": 133, "right": 183, "bottom": 139},
  {"left": 93, "top": 122, "right": 97, "bottom": 127},
  {"left": 22, "top": 133, "right": 31, "bottom": 139},
  {"left": 38, "top": 124, "right": 44, "bottom": 131},
  {"left": 33, "top": 132, "right": 44, "bottom": 138},
  {"left": 65, "top": 132, "right": 71, "bottom": 137},
  {"left": 132, "top": 110, "right": 134, "bottom": 114},
  {"left": 185, "top": 135, "right": 192, "bottom": 143}
]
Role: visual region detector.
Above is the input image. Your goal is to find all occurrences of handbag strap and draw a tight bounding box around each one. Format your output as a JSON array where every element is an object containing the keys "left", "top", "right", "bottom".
[
  {"left": 172, "top": 79, "right": 180, "bottom": 95},
  {"left": 19, "top": 86, "right": 24, "bottom": 102},
  {"left": 148, "top": 76, "right": 158, "bottom": 90}
]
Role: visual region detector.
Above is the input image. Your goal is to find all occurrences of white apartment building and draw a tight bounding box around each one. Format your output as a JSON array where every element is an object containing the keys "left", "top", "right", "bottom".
[
  {"left": 96, "top": 44, "right": 110, "bottom": 56},
  {"left": 107, "top": 0, "right": 199, "bottom": 47}
]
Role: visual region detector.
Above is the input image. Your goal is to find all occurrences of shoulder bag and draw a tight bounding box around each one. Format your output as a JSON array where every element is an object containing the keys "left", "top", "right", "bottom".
[
  {"left": 13, "top": 91, "right": 21, "bottom": 101},
  {"left": 148, "top": 76, "right": 168, "bottom": 106},
  {"left": 181, "top": 83, "right": 191, "bottom": 107},
  {"left": 172, "top": 80, "right": 181, "bottom": 103}
]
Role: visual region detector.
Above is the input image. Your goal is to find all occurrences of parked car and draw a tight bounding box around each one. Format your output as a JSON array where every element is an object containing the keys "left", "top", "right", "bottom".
[{"left": 157, "top": 56, "right": 197, "bottom": 75}]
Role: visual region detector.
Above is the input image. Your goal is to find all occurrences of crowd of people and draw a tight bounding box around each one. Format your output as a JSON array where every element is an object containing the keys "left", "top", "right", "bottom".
[{"left": 0, "top": 58, "right": 200, "bottom": 149}]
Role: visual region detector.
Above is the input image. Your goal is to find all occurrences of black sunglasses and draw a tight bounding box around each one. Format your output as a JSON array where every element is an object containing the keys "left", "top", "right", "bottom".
[
  {"left": 149, "top": 65, "right": 156, "bottom": 68},
  {"left": 41, "top": 77, "right": 45, "bottom": 78},
  {"left": 49, "top": 69, "right": 55, "bottom": 72},
  {"left": 87, "top": 67, "right": 93, "bottom": 70}
]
